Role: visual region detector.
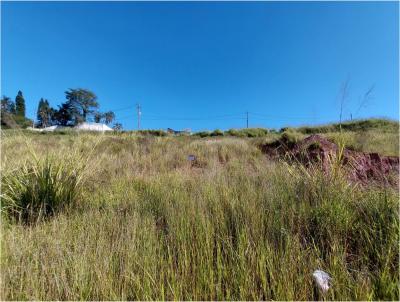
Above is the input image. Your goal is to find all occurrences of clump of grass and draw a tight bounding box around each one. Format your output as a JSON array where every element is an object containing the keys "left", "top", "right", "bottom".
[{"left": 1, "top": 154, "right": 87, "bottom": 224}]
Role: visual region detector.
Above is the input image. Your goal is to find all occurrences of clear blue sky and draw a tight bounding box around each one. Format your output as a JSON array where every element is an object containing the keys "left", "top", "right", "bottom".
[{"left": 2, "top": 1, "right": 398, "bottom": 131}]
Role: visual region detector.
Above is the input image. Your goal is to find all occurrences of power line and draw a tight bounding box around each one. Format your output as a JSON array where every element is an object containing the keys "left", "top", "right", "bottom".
[
  {"left": 109, "top": 105, "right": 136, "bottom": 112},
  {"left": 142, "top": 113, "right": 244, "bottom": 120},
  {"left": 141, "top": 117, "right": 246, "bottom": 121},
  {"left": 249, "top": 112, "right": 330, "bottom": 121}
]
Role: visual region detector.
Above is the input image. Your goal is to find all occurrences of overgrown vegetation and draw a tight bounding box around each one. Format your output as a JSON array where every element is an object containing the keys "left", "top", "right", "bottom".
[
  {"left": 295, "top": 118, "right": 399, "bottom": 134},
  {"left": 191, "top": 118, "right": 398, "bottom": 140},
  {"left": 1, "top": 154, "right": 86, "bottom": 224},
  {"left": 0, "top": 128, "right": 398, "bottom": 300}
]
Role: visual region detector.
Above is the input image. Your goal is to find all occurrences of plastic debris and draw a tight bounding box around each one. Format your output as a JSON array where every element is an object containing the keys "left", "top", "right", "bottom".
[{"left": 313, "top": 270, "right": 331, "bottom": 293}]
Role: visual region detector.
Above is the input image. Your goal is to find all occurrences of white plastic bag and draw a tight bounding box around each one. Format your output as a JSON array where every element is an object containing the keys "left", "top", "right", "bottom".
[{"left": 313, "top": 270, "right": 332, "bottom": 293}]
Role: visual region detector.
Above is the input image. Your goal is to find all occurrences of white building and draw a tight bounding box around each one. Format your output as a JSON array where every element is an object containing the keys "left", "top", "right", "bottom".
[{"left": 74, "top": 122, "right": 113, "bottom": 132}]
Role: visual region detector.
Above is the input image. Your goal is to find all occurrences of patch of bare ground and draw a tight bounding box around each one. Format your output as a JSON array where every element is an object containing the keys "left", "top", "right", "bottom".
[{"left": 260, "top": 134, "right": 399, "bottom": 186}]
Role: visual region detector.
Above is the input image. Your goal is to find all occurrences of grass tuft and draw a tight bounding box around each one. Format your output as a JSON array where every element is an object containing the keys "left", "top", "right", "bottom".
[{"left": 1, "top": 154, "right": 86, "bottom": 224}]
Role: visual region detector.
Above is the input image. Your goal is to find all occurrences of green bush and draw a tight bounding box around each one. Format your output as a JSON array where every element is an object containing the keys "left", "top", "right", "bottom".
[
  {"left": 225, "top": 128, "right": 269, "bottom": 137},
  {"left": 210, "top": 129, "right": 224, "bottom": 137},
  {"left": 137, "top": 129, "right": 167, "bottom": 137},
  {"left": 296, "top": 118, "right": 399, "bottom": 134},
  {"left": 1, "top": 156, "right": 85, "bottom": 224},
  {"left": 280, "top": 131, "right": 302, "bottom": 146},
  {"left": 193, "top": 131, "right": 211, "bottom": 138},
  {"left": 225, "top": 129, "right": 242, "bottom": 137}
]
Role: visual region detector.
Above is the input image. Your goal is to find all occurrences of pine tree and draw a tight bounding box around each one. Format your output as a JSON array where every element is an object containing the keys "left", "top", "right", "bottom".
[
  {"left": 37, "top": 98, "right": 55, "bottom": 127},
  {"left": 37, "top": 99, "right": 44, "bottom": 126},
  {"left": 15, "top": 91, "right": 26, "bottom": 117}
]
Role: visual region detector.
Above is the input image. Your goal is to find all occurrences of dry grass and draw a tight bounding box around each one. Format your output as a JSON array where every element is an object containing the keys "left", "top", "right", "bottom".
[{"left": 1, "top": 130, "right": 398, "bottom": 300}]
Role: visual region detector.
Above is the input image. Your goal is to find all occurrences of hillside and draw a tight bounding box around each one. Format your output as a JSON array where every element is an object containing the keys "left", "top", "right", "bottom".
[{"left": 1, "top": 128, "right": 398, "bottom": 300}]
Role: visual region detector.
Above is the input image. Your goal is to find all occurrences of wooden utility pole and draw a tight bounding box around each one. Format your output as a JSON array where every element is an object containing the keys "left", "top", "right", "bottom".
[
  {"left": 246, "top": 111, "right": 249, "bottom": 128},
  {"left": 136, "top": 104, "right": 142, "bottom": 130}
]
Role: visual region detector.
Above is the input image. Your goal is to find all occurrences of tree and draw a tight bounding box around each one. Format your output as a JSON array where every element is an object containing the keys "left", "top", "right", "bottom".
[
  {"left": 54, "top": 102, "right": 73, "bottom": 126},
  {"left": 65, "top": 88, "right": 99, "bottom": 124},
  {"left": 113, "top": 123, "right": 123, "bottom": 131},
  {"left": 94, "top": 112, "right": 103, "bottom": 123},
  {"left": 15, "top": 91, "right": 26, "bottom": 117},
  {"left": 1, "top": 96, "right": 15, "bottom": 113},
  {"left": 104, "top": 111, "right": 115, "bottom": 125},
  {"left": 37, "top": 98, "right": 55, "bottom": 128}
]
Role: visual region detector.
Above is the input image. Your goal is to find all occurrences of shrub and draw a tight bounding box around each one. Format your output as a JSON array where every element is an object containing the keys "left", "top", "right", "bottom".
[
  {"left": 210, "top": 129, "right": 224, "bottom": 137},
  {"left": 280, "top": 131, "right": 302, "bottom": 146},
  {"left": 1, "top": 156, "right": 85, "bottom": 224},
  {"left": 296, "top": 119, "right": 399, "bottom": 134},
  {"left": 137, "top": 130, "right": 167, "bottom": 136},
  {"left": 193, "top": 131, "right": 211, "bottom": 138},
  {"left": 224, "top": 129, "right": 242, "bottom": 137},
  {"left": 228, "top": 128, "right": 269, "bottom": 137}
]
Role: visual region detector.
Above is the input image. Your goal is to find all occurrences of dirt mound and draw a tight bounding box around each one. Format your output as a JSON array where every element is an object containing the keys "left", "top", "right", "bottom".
[{"left": 261, "top": 134, "right": 399, "bottom": 186}]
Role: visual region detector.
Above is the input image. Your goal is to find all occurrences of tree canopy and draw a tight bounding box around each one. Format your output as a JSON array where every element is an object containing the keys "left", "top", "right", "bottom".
[
  {"left": 37, "top": 98, "right": 55, "bottom": 128},
  {"left": 2, "top": 88, "right": 119, "bottom": 129},
  {"left": 15, "top": 91, "right": 26, "bottom": 117},
  {"left": 65, "top": 88, "right": 99, "bottom": 125}
]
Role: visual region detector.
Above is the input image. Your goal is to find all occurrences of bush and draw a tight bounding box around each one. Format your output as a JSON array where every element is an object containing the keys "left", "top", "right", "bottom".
[
  {"left": 1, "top": 156, "right": 85, "bottom": 224},
  {"left": 137, "top": 130, "right": 167, "bottom": 137},
  {"left": 210, "top": 129, "right": 224, "bottom": 137},
  {"left": 279, "top": 131, "right": 302, "bottom": 148},
  {"left": 225, "top": 129, "right": 242, "bottom": 137},
  {"left": 296, "top": 118, "right": 399, "bottom": 134},
  {"left": 193, "top": 131, "right": 211, "bottom": 138},
  {"left": 225, "top": 128, "right": 269, "bottom": 137}
]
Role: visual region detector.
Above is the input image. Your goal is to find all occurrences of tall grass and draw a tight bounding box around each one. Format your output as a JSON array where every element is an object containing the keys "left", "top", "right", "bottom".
[
  {"left": 1, "top": 155, "right": 85, "bottom": 224},
  {"left": 0, "top": 131, "right": 398, "bottom": 300}
]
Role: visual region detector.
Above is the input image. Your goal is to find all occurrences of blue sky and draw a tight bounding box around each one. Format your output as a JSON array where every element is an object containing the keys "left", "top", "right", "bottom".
[{"left": 1, "top": 1, "right": 398, "bottom": 130}]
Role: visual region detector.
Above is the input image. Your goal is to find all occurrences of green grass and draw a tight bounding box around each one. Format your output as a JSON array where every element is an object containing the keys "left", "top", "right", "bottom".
[{"left": 0, "top": 129, "right": 399, "bottom": 300}]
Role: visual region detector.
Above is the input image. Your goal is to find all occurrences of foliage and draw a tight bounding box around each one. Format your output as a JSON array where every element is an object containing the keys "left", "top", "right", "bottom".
[
  {"left": 193, "top": 131, "right": 211, "bottom": 137},
  {"left": 54, "top": 102, "right": 74, "bottom": 126},
  {"left": 36, "top": 98, "right": 56, "bottom": 128},
  {"left": 1, "top": 153, "right": 86, "bottom": 224},
  {"left": 0, "top": 132, "right": 398, "bottom": 300},
  {"left": 1, "top": 96, "right": 16, "bottom": 114},
  {"left": 1, "top": 95, "right": 33, "bottom": 129},
  {"left": 137, "top": 129, "right": 167, "bottom": 136},
  {"left": 64, "top": 88, "right": 99, "bottom": 125},
  {"left": 15, "top": 90, "right": 26, "bottom": 117},
  {"left": 113, "top": 123, "right": 123, "bottom": 131},
  {"left": 296, "top": 118, "right": 399, "bottom": 134},
  {"left": 94, "top": 112, "right": 103, "bottom": 123},
  {"left": 210, "top": 129, "right": 224, "bottom": 136},
  {"left": 103, "top": 111, "right": 115, "bottom": 124},
  {"left": 94, "top": 111, "right": 115, "bottom": 124}
]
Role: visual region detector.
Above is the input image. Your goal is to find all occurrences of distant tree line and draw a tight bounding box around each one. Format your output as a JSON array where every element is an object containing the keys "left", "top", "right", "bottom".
[
  {"left": 1, "top": 91, "right": 32, "bottom": 128},
  {"left": 1, "top": 88, "right": 122, "bottom": 130}
]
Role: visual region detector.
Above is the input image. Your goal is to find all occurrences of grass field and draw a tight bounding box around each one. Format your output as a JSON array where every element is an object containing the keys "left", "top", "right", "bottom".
[{"left": 1, "top": 124, "right": 399, "bottom": 300}]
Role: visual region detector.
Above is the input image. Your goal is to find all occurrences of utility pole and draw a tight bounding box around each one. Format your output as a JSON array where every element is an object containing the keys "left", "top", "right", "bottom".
[
  {"left": 246, "top": 111, "right": 249, "bottom": 128},
  {"left": 136, "top": 104, "right": 141, "bottom": 130}
]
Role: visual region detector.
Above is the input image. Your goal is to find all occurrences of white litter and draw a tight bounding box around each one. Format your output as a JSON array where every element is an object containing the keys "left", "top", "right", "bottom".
[{"left": 313, "top": 270, "right": 331, "bottom": 293}]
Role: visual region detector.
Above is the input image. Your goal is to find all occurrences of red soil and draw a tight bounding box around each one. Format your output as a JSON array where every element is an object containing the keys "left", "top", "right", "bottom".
[{"left": 261, "top": 134, "right": 399, "bottom": 186}]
